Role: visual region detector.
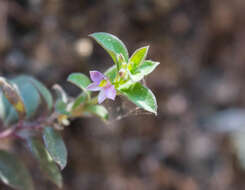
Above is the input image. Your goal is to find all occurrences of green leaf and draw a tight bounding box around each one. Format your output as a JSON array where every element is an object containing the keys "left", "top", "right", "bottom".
[
  {"left": 12, "top": 76, "right": 41, "bottom": 120},
  {"left": 137, "top": 60, "right": 160, "bottom": 76},
  {"left": 67, "top": 73, "right": 91, "bottom": 93},
  {"left": 0, "top": 150, "right": 34, "bottom": 190},
  {"left": 27, "top": 76, "right": 53, "bottom": 111},
  {"left": 130, "top": 60, "right": 160, "bottom": 82},
  {"left": 72, "top": 93, "right": 87, "bottom": 110},
  {"left": 129, "top": 46, "right": 149, "bottom": 72},
  {"left": 231, "top": 132, "right": 245, "bottom": 170},
  {"left": 53, "top": 84, "right": 68, "bottom": 103},
  {"left": 0, "top": 91, "right": 16, "bottom": 124},
  {"left": 27, "top": 138, "right": 63, "bottom": 188},
  {"left": 53, "top": 84, "right": 70, "bottom": 115},
  {"left": 5, "top": 108, "right": 18, "bottom": 125},
  {"left": 0, "top": 77, "right": 26, "bottom": 120},
  {"left": 104, "top": 65, "right": 117, "bottom": 82},
  {"left": 1, "top": 76, "right": 42, "bottom": 125},
  {"left": 43, "top": 127, "right": 67, "bottom": 170},
  {"left": 55, "top": 100, "right": 70, "bottom": 115},
  {"left": 0, "top": 75, "right": 53, "bottom": 124},
  {"left": 119, "top": 82, "right": 157, "bottom": 115},
  {"left": 85, "top": 105, "right": 109, "bottom": 120},
  {"left": 89, "top": 32, "right": 129, "bottom": 64}
]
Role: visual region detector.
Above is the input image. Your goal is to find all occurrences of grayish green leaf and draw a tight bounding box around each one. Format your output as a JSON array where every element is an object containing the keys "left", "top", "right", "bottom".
[
  {"left": 53, "top": 84, "right": 70, "bottom": 115},
  {"left": 0, "top": 76, "right": 42, "bottom": 125},
  {"left": 43, "top": 127, "right": 67, "bottom": 170},
  {"left": 231, "top": 132, "right": 245, "bottom": 170},
  {"left": 0, "top": 150, "right": 34, "bottom": 190},
  {"left": 52, "top": 84, "right": 68, "bottom": 103},
  {"left": 12, "top": 76, "right": 41, "bottom": 120},
  {"left": 27, "top": 138, "right": 63, "bottom": 188},
  {"left": 55, "top": 100, "right": 70, "bottom": 115},
  {"left": 0, "top": 91, "right": 14, "bottom": 124},
  {"left": 0, "top": 75, "right": 53, "bottom": 124},
  {"left": 27, "top": 76, "right": 53, "bottom": 111},
  {"left": 5, "top": 107, "right": 18, "bottom": 125},
  {"left": 0, "top": 77, "right": 26, "bottom": 120}
]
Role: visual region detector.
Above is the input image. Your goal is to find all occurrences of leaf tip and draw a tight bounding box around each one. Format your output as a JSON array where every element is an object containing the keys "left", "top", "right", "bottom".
[
  {"left": 153, "top": 110, "right": 158, "bottom": 116},
  {"left": 67, "top": 73, "right": 76, "bottom": 83},
  {"left": 88, "top": 33, "right": 94, "bottom": 38},
  {"left": 88, "top": 32, "right": 100, "bottom": 39}
]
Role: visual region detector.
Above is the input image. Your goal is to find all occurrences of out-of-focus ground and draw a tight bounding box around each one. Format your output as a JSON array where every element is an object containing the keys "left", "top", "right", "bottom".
[{"left": 1, "top": 0, "right": 245, "bottom": 189}]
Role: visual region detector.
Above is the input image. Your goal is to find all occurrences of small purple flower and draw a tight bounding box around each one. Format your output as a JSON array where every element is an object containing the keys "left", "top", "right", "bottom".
[{"left": 87, "top": 71, "right": 116, "bottom": 104}]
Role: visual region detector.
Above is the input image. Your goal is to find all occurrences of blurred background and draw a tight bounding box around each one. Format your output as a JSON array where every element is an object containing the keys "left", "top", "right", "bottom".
[{"left": 1, "top": 0, "right": 245, "bottom": 189}]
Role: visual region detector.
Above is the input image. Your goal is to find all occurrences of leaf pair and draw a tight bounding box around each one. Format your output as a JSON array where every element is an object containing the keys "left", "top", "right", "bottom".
[
  {"left": 0, "top": 150, "right": 34, "bottom": 190},
  {"left": 90, "top": 32, "right": 159, "bottom": 115},
  {"left": 67, "top": 73, "right": 109, "bottom": 120},
  {"left": 28, "top": 126, "right": 67, "bottom": 188},
  {"left": 0, "top": 127, "right": 67, "bottom": 190}
]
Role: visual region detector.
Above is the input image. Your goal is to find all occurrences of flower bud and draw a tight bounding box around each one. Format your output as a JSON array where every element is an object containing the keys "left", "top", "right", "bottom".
[{"left": 119, "top": 68, "right": 127, "bottom": 78}]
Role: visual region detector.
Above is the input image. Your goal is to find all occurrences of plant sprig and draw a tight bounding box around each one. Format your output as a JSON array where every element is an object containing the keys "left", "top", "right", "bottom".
[{"left": 0, "top": 32, "right": 159, "bottom": 190}]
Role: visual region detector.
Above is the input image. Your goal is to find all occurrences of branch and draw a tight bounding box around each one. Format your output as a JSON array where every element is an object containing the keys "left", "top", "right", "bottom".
[{"left": 0, "top": 112, "right": 59, "bottom": 140}]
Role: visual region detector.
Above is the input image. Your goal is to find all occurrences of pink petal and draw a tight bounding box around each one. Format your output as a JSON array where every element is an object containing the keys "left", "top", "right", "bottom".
[
  {"left": 104, "top": 85, "right": 116, "bottom": 100},
  {"left": 90, "top": 71, "right": 104, "bottom": 83},
  {"left": 87, "top": 83, "right": 101, "bottom": 91},
  {"left": 98, "top": 90, "right": 106, "bottom": 104}
]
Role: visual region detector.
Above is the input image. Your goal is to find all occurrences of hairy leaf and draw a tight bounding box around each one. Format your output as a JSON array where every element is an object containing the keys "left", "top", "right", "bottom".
[
  {"left": 137, "top": 60, "right": 159, "bottom": 76},
  {"left": 130, "top": 60, "right": 160, "bottom": 82},
  {"left": 104, "top": 65, "right": 117, "bottom": 82},
  {"left": 72, "top": 93, "right": 87, "bottom": 110},
  {"left": 85, "top": 105, "right": 109, "bottom": 120},
  {"left": 119, "top": 82, "right": 157, "bottom": 114},
  {"left": 129, "top": 46, "right": 149, "bottom": 72},
  {"left": 89, "top": 32, "right": 129, "bottom": 64},
  {"left": 67, "top": 73, "right": 91, "bottom": 92},
  {"left": 67, "top": 73, "right": 91, "bottom": 99}
]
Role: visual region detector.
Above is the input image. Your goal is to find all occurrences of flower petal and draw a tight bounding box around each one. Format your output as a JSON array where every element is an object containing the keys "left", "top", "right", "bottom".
[
  {"left": 98, "top": 90, "right": 106, "bottom": 104},
  {"left": 104, "top": 85, "right": 116, "bottom": 100},
  {"left": 90, "top": 71, "right": 104, "bottom": 83},
  {"left": 87, "top": 83, "right": 101, "bottom": 91}
]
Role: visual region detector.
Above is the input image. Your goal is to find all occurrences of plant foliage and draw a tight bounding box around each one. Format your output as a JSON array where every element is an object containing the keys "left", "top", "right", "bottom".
[{"left": 0, "top": 32, "right": 159, "bottom": 189}]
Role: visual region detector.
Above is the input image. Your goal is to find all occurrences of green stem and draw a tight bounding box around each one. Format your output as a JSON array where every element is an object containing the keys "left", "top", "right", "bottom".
[{"left": 90, "top": 96, "right": 98, "bottom": 104}]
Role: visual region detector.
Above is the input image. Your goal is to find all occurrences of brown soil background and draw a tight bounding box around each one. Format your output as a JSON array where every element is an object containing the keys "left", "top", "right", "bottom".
[{"left": 1, "top": 0, "right": 245, "bottom": 189}]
